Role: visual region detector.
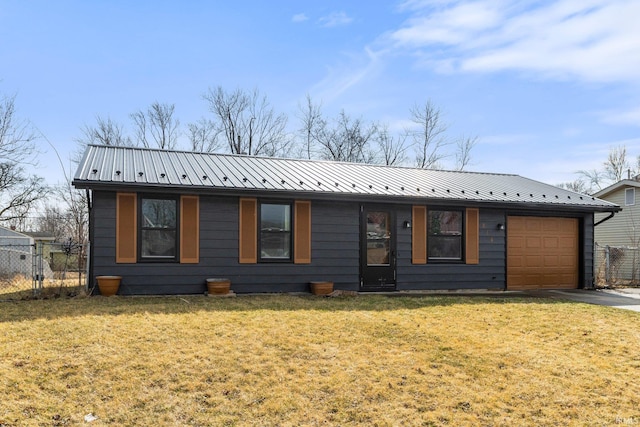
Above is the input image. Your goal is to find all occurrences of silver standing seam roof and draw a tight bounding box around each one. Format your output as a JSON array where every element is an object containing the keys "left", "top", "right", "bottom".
[{"left": 72, "top": 145, "right": 619, "bottom": 212}]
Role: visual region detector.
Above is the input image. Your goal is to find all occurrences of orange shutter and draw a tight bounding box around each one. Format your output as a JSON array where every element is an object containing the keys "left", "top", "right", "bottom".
[
  {"left": 239, "top": 198, "right": 257, "bottom": 264},
  {"left": 412, "top": 205, "right": 427, "bottom": 264},
  {"left": 466, "top": 208, "right": 480, "bottom": 265},
  {"left": 294, "top": 201, "right": 312, "bottom": 264},
  {"left": 180, "top": 195, "right": 199, "bottom": 264},
  {"left": 116, "top": 193, "right": 137, "bottom": 263}
]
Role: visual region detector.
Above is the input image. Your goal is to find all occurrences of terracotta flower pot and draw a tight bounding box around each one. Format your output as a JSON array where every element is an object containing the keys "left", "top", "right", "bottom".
[
  {"left": 310, "top": 281, "right": 334, "bottom": 296},
  {"left": 207, "top": 278, "right": 231, "bottom": 295},
  {"left": 96, "top": 275, "right": 122, "bottom": 296}
]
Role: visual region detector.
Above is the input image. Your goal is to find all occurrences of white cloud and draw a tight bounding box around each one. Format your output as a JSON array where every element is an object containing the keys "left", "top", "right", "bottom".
[
  {"left": 309, "top": 48, "right": 382, "bottom": 105},
  {"left": 292, "top": 13, "right": 309, "bottom": 23},
  {"left": 318, "top": 11, "right": 353, "bottom": 28},
  {"left": 387, "top": 0, "right": 640, "bottom": 85},
  {"left": 600, "top": 107, "right": 640, "bottom": 127},
  {"left": 392, "top": 1, "right": 502, "bottom": 45}
]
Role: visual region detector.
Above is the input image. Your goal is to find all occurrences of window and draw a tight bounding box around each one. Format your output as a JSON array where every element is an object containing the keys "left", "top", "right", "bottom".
[
  {"left": 428, "top": 209, "right": 463, "bottom": 261},
  {"left": 140, "top": 196, "right": 178, "bottom": 260},
  {"left": 260, "top": 203, "right": 292, "bottom": 261},
  {"left": 626, "top": 188, "right": 635, "bottom": 206}
]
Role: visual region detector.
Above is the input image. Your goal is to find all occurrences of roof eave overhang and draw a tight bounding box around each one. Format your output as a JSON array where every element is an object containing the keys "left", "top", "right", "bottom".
[{"left": 74, "top": 180, "right": 621, "bottom": 214}]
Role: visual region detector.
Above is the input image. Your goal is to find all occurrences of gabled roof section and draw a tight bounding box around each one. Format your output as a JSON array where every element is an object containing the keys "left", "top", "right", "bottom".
[
  {"left": 0, "top": 225, "right": 33, "bottom": 242},
  {"left": 594, "top": 179, "right": 640, "bottom": 199},
  {"left": 73, "top": 145, "right": 620, "bottom": 212}
]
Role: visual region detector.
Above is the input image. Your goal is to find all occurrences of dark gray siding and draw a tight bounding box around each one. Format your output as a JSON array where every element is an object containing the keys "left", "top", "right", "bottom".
[
  {"left": 396, "top": 207, "right": 506, "bottom": 290},
  {"left": 90, "top": 190, "right": 595, "bottom": 294},
  {"left": 91, "top": 191, "right": 359, "bottom": 294},
  {"left": 583, "top": 213, "right": 595, "bottom": 289}
]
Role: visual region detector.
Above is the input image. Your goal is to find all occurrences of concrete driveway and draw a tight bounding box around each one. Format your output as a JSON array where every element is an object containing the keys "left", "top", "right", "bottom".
[{"left": 526, "top": 288, "right": 640, "bottom": 312}]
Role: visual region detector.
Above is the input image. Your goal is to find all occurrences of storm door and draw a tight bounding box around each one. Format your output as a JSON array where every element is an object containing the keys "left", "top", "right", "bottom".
[{"left": 360, "top": 206, "right": 396, "bottom": 291}]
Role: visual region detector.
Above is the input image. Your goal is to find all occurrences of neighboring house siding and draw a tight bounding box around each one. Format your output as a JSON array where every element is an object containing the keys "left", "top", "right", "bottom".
[
  {"left": 595, "top": 187, "right": 640, "bottom": 248},
  {"left": 594, "top": 186, "right": 640, "bottom": 283}
]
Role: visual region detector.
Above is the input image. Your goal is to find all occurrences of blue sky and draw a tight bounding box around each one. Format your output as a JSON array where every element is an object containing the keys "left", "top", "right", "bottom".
[{"left": 1, "top": 0, "right": 639, "bottom": 186}]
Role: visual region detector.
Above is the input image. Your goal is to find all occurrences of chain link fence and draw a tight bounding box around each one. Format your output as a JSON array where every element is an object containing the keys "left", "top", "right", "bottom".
[
  {"left": 595, "top": 243, "right": 640, "bottom": 287},
  {"left": 0, "top": 241, "right": 88, "bottom": 301}
]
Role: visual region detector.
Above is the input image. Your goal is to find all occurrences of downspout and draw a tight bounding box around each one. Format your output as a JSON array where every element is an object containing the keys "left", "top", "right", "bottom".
[{"left": 594, "top": 211, "right": 616, "bottom": 227}]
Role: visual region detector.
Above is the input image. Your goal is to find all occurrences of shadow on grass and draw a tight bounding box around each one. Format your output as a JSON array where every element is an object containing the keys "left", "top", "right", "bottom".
[
  {"left": 0, "top": 291, "right": 583, "bottom": 323},
  {"left": 0, "top": 285, "right": 85, "bottom": 302}
]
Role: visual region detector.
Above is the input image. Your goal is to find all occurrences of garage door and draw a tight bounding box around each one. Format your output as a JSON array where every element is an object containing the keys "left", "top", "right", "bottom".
[{"left": 507, "top": 216, "right": 579, "bottom": 290}]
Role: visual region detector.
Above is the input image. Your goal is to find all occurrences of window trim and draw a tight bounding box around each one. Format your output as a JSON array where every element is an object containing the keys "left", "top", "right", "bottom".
[
  {"left": 138, "top": 194, "right": 180, "bottom": 263},
  {"left": 625, "top": 188, "right": 635, "bottom": 206},
  {"left": 427, "top": 207, "right": 465, "bottom": 263},
  {"left": 258, "top": 200, "right": 294, "bottom": 263}
]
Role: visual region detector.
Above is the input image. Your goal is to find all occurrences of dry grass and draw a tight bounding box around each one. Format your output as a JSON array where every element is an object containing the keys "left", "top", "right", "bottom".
[
  {"left": 0, "top": 276, "right": 85, "bottom": 301},
  {"left": 1, "top": 295, "right": 640, "bottom": 426}
]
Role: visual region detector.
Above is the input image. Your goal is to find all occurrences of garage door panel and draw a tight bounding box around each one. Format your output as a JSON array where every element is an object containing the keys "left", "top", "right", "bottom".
[
  {"left": 559, "top": 237, "right": 577, "bottom": 249},
  {"left": 543, "top": 237, "right": 559, "bottom": 249},
  {"left": 509, "top": 218, "right": 527, "bottom": 232},
  {"left": 543, "top": 256, "right": 559, "bottom": 267},
  {"left": 526, "top": 237, "right": 542, "bottom": 248},
  {"left": 509, "top": 236, "right": 525, "bottom": 249},
  {"left": 525, "top": 255, "right": 542, "bottom": 266},
  {"left": 507, "top": 216, "right": 579, "bottom": 290},
  {"left": 527, "top": 219, "right": 542, "bottom": 231}
]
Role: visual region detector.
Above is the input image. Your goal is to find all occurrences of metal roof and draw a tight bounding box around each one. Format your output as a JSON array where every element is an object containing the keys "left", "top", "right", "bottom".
[{"left": 73, "top": 145, "right": 620, "bottom": 212}]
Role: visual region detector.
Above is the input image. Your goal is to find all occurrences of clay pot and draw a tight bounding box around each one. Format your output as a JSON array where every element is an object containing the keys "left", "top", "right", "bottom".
[
  {"left": 207, "top": 278, "right": 231, "bottom": 295},
  {"left": 96, "top": 276, "right": 122, "bottom": 296},
  {"left": 310, "top": 281, "right": 334, "bottom": 296}
]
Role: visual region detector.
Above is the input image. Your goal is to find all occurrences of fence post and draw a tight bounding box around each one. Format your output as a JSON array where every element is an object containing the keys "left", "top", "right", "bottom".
[
  {"left": 605, "top": 245, "right": 610, "bottom": 284},
  {"left": 85, "top": 242, "right": 91, "bottom": 293},
  {"left": 31, "top": 243, "right": 44, "bottom": 296}
]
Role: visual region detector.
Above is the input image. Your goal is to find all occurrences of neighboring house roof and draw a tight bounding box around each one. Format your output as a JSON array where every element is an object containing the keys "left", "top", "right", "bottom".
[
  {"left": 24, "top": 232, "right": 56, "bottom": 241},
  {"left": 594, "top": 180, "right": 640, "bottom": 199},
  {"left": 73, "top": 145, "right": 620, "bottom": 212},
  {"left": 0, "top": 225, "right": 34, "bottom": 246}
]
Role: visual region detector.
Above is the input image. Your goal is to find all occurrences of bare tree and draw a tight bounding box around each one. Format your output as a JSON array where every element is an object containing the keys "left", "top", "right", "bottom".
[
  {"left": 297, "top": 94, "right": 324, "bottom": 160},
  {"left": 78, "top": 116, "right": 131, "bottom": 146},
  {"left": 604, "top": 145, "right": 630, "bottom": 182},
  {"left": 455, "top": 135, "right": 477, "bottom": 171},
  {"left": 376, "top": 124, "right": 407, "bottom": 166},
  {"left": 312, "top": 110, "right": 379, "bottom": 163},
  {"left": 410, "top": 101, "right": 450, "bottom": 169},
  {"left": 557, "top": 179, "right": 589, "bottom": 194},
  {"left": 36, "top": 204, "right": 67, "bottom": 241},
  {"left": 0, "top": 92, "right": 48, "bottom": 224},
  {"left": 203, "top": 87, "right": 288, "bottom": 156},
  {"left": 576, "top": 169, "right": 605, "bottom": 193},
  {"left": 131, "top": 102, "right": 180, "bottom": 149},
  {"left": 187, "top": 117, "right": 221, "bottom": 152},
  {"left": 57, "top": 186, "right": 89, "bottom": 245},
  {"left": 571, "top": 145, "right": 638, "bottom": 194}
]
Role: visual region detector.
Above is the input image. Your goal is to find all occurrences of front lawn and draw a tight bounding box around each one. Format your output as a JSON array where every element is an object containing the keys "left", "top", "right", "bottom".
[{"left": 1, "top": 295, "right": 639, "bottom": 426}]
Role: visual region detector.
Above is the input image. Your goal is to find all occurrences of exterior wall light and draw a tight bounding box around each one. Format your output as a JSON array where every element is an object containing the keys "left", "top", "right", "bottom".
[
  {"left": 403, "top": 221, "right": 411, "bottom": 229},
  {"left": 497, "top": 223, "right": 505, "bottom": 230}
]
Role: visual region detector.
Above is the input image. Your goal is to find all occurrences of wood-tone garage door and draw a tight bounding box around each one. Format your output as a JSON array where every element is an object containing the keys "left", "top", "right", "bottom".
[{"left": 507, "top": 216, "right": 579, "bottom": 290}]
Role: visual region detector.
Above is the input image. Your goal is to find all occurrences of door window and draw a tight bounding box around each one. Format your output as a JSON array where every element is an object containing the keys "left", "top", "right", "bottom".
[{"left": 366, "top": 211, "right": 391, "bottom": 265}]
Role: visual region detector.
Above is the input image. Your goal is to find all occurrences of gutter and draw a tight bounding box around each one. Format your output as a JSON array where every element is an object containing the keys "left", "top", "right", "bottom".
[
  {"left": 594, "top": 211, "right": 616, "bottom": 226},
  {"left": 71, "top": 181, "right": 620, "bottom": 214}
]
